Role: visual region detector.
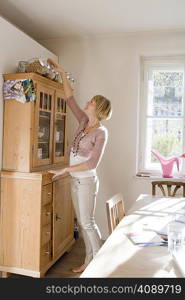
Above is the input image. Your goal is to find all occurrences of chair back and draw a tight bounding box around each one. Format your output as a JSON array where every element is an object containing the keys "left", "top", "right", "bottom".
[
  {"left": 106, "top": 193, "right": 125, "bottom": 234},
  {"left": 152, "top": 181, "right": 185, "bottom": 197}
]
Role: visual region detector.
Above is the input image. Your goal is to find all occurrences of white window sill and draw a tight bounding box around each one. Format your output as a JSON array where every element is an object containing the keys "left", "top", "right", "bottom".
[{"left": 134, "top": 173, "right": 185, "bottom": 181}]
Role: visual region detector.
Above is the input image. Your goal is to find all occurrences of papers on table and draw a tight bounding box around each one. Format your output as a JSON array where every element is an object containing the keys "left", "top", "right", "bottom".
[
  {"left": 127, "top": 230, "right": 167, "bottom": 247},
  {"left": 141, "top": 215, "right": 171, "bottom": 236},
  {"left": 126, "top": 215, "right": 170, "bottom": 247}
]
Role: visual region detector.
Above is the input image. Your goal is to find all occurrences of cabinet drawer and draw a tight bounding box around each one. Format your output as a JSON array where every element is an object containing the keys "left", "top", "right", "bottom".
[
  {"left": 42, "top": 173, "right": 53, "bottom": 185},
  {"left": 40, "top": 241, "right": 52, "bottom": 267},
  {"left": 41, "top": 223, "right": 52, "bottom": 246},
  {"left": 42, "top": 184, "right": 52, "bottom": 206},
  {"left": 42, "top": 204, "right": 52, "bottom": 226}
]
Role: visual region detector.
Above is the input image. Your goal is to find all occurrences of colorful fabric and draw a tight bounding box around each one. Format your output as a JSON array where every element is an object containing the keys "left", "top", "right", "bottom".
[{"left": 3, "top": 79, "right": 36, "bottom": 103}]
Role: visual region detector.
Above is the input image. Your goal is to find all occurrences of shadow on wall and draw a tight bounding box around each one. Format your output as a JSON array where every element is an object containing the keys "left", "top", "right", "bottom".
[{"left": 0, "top": 0, "right": 39, "bottom": 40}]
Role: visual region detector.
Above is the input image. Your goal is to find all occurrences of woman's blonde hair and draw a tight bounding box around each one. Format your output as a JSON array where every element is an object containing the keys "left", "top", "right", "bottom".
[{"left": 92, "top": 95, "right": 112, "bottom": 121}]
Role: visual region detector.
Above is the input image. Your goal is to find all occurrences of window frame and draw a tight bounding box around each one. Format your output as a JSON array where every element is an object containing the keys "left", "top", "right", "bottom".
[{"left": 138, "top": 56, "right": 185, "bottom": 176}]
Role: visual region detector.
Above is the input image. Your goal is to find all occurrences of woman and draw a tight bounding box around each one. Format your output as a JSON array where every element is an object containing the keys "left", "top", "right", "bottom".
[{"left": 48, "top": 58, "right": 112, "bottom": 273}]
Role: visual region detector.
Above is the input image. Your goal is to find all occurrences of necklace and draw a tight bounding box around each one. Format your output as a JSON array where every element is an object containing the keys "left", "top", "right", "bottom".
[{"left": 71, "top": 122, "right": 100, "bottom": 156}]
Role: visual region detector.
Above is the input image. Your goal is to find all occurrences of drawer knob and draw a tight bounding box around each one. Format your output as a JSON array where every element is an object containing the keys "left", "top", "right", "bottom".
[
  {"left": 46, "top": 211, "right": 51, "bottom": 216},
  {"left": 45, "top": 251, "right": 51, "bottom": 255},
  {"left": 47, "top": 192, "right": 51, "bottom": 196},
  {"left": 56, "top": 214, "right": 62, "bottom": 221},
  {"left": 46, "top": 231, "right": 50, "bottom": 235}
]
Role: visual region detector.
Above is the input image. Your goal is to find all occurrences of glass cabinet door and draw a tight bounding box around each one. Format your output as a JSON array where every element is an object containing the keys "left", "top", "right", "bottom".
[
  {"left": 33, "top": 86, "right": 54, "bottom": 167},
  {"left": 53, "top": 92, "right": 67, "bottom": 163}
]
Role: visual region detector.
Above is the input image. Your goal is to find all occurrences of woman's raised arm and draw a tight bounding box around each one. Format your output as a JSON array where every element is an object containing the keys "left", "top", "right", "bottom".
[{"left": 47, "top": 58, "right": 88, "bottom": 123}]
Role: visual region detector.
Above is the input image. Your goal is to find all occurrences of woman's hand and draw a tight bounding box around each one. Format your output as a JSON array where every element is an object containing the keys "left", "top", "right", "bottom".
[
  {"left": 48, "top": 168, "right": 68, "bottom": 179},
  {"left": 47, "top": 58, "right": 65, "bottom": 74},
  {"left": 47, "top": 58, "right": 73, "bottom": 99}
]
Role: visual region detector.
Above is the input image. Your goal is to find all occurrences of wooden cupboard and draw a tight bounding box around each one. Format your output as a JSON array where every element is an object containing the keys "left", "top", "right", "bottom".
[
  {"left": 2, "top": 73, "right": 68, "bottom": 172},
  {"left": 0, "top": 73, "right": 75, "bottom": 277}
]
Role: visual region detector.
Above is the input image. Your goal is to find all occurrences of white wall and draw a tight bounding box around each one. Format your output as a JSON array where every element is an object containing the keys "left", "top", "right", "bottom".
[
  {"left": 0, "top": 16, "right": 57, "bottom": 169},
  {"left": 41, "top": 31, "right": 185, "bottom": 239}
]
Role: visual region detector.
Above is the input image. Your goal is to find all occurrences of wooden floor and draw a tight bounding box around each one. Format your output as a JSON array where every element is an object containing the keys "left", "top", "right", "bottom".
[
  {"left": 45, "top": 237, "right": 85, "bottom": 278},
  {"left": 0, "top": 237, "right": 86, "bottom": 278}
]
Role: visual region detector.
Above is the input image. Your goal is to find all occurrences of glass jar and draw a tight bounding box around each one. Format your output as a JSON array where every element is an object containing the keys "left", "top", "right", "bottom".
[{"left": 167, "top": 220, "right": 185, "bottom": 255}]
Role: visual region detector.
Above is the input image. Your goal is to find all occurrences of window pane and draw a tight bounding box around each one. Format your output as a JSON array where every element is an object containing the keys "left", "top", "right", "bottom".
[
  {"left": 147, "top": 71, "right": 184, "bottom": 117},
  {"left": 38, "top": 111, "right": 51, "bottom": 159},
  {"left": 55, "top": 115, "right": 65, "bottom": 157},
  {"left": 145, "top": 118, "right": 183, "bottom": 169}
]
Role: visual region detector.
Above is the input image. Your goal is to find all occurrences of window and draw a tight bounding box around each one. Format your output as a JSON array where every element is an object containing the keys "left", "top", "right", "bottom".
[{"left": 138, "top": 57, "right": 185, "bottom": 175}]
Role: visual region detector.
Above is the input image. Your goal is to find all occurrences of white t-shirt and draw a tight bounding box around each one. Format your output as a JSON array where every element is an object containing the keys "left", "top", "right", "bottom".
[{"left": 69, "top": 151, "right": 96, "bottom": 178}]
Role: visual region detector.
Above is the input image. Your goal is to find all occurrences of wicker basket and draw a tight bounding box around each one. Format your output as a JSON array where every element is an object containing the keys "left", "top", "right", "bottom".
[
  {"left": 25, "top": 59, "right": 63, "bottom": 82},
  {"left": 25, "top": 60, "right": 46, "bottom": 75}
]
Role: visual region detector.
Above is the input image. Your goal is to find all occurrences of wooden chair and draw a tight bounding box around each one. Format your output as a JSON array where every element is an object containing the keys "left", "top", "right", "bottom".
[
  {"left": 106, "top": 193, "right": 125, "bottom": 235},
  {"left": 152, "top": 181, "right": 185, "bottom": 197}
]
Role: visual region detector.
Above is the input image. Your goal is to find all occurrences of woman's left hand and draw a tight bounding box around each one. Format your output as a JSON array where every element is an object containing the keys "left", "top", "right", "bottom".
[{"left": 48, "top": 168, "right": 68, "bottom": 179}]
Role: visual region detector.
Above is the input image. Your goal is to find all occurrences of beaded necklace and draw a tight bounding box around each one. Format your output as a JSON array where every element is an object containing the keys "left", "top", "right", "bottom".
[{"left": 71, "top": 122, "right": 100, "bottom": 157}]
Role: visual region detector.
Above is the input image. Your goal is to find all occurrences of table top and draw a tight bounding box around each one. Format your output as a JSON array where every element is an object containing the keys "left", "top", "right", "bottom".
[{"left": 80, "top": 194, "right": 185, "bottom": 278}]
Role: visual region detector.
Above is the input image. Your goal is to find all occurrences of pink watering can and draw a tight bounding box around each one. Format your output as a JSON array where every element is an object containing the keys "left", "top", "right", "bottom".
[{"left": 151, "top": 150, "right": 179, "bottom": 178}]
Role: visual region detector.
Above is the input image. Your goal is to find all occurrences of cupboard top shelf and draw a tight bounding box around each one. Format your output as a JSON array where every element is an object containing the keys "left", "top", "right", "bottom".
[{"left": 3, "top": 72, "right": 64, "bottom": 91}]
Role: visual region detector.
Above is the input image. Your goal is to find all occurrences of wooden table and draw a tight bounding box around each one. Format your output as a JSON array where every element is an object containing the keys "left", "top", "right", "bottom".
[{"left": 80, "top": 194, "right": 185, "bottom": 278}]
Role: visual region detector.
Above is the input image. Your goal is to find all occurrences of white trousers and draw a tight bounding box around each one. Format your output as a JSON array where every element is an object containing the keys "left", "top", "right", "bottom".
[{"left": 70, "top": 176, "right": 102, "bottom": 265}]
